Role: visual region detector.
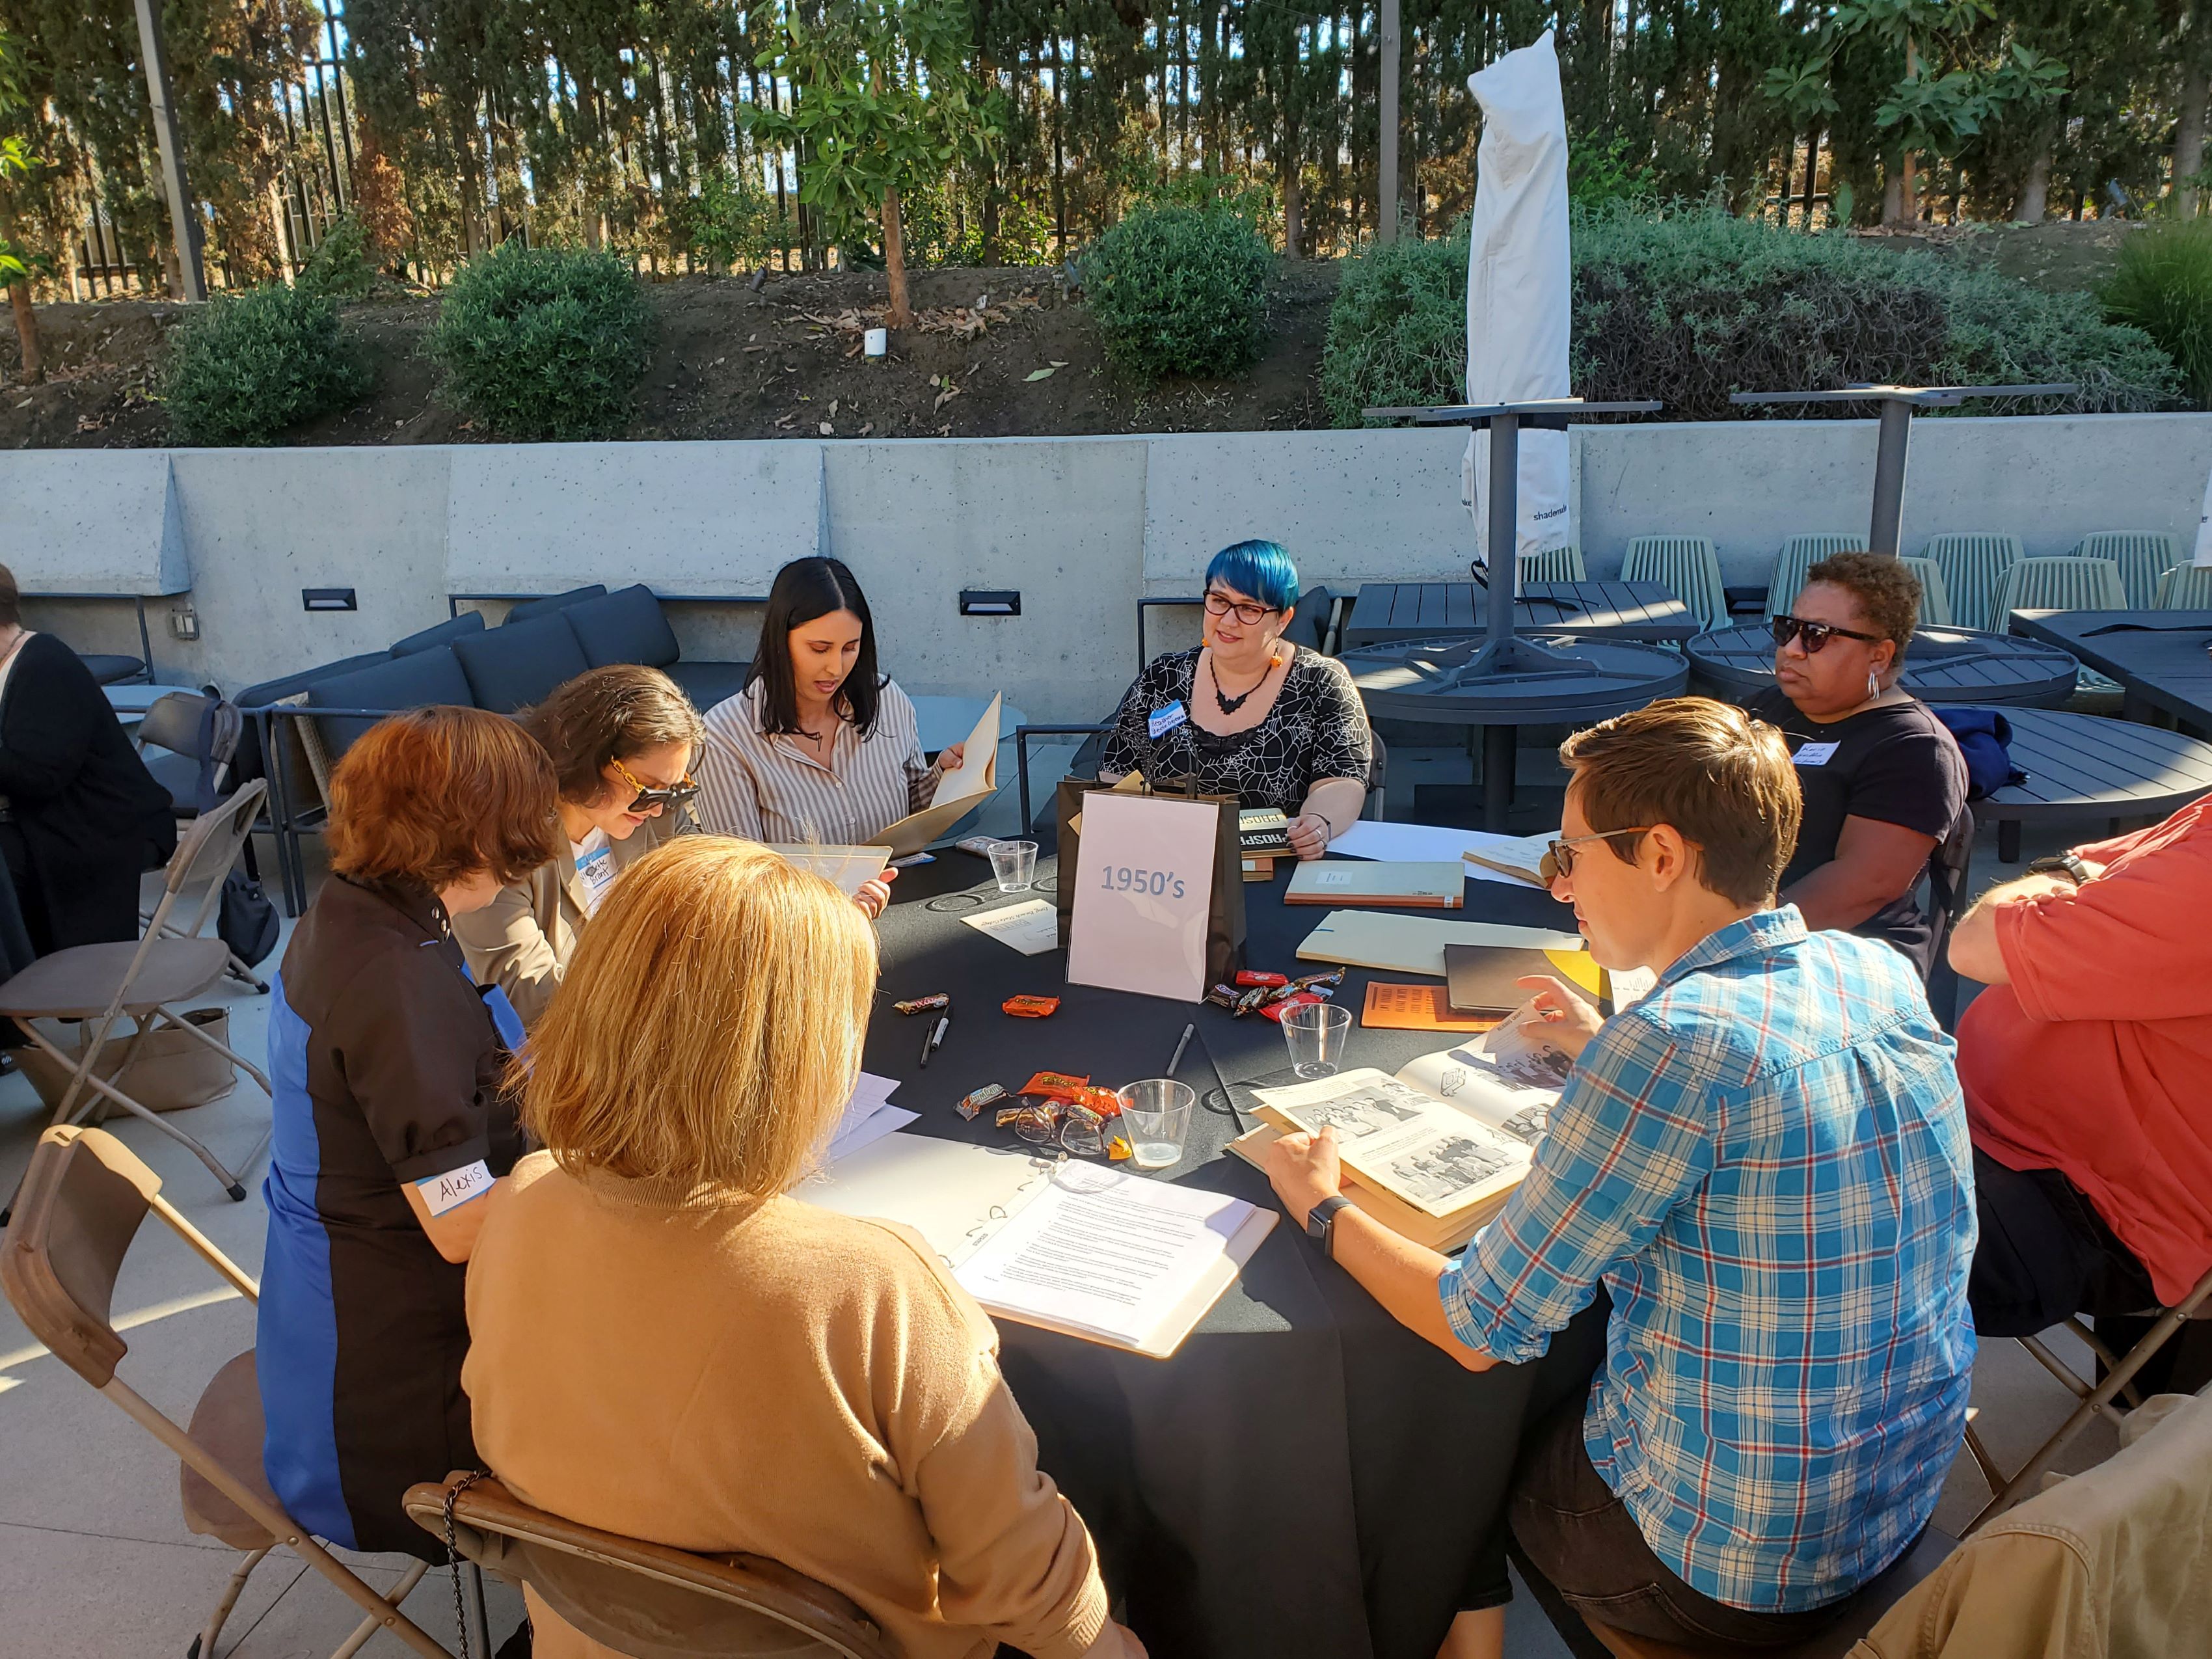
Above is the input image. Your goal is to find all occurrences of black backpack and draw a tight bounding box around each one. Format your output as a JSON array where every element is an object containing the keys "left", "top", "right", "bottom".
[{"left": 193, "top": 694, "right": 280, "bottom": 969}]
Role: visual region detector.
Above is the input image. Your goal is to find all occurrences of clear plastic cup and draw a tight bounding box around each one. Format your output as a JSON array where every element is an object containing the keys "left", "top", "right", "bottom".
[
  {"left": 1116, "top": 1078, "right": 1195, "bottom": 1169},
  {"left": 988, "top": 839, "right": 1038, "bottom": 892},
  {"left": 1282, "top": 1003, "right": 1353, "bottom": 1079}
]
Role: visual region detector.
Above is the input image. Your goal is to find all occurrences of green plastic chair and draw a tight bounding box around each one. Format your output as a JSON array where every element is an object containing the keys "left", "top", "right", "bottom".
[
  {"left": 2070, "top": 532, "right": 2179, "bottom": 610},
  {"left": 1519, "top": 545, "right": 1587, "bottom": 583},
  {"left": 1921, "top": 533, "right": 2025, "bottom": 633},
  {"left": 1622, "top": 535, "right": 1728, "bottom": 629},
  {"left": 1763, "top": 533, "right": 1864, "bottom": 621},
  {"left": 2156, "top": 563, "right": 2212, "bottom": 608},
  {"left": 1993, "top": 556, "right": 2127, "bottom": 625},
  {"left": 1897, "top": 557, "right": 1952, "bottom": 627}
]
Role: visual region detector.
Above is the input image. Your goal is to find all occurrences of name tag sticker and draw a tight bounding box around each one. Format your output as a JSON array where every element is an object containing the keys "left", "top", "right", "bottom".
[
  {"left": 1147, "top": 703, "right": 1189, "bottom": 740},
  {"left": 1793, "top": 741, "right": 1841, "bottom": 768},
  {"left": 417, "top": 1160, "right": 494, "bottom": 1217}
]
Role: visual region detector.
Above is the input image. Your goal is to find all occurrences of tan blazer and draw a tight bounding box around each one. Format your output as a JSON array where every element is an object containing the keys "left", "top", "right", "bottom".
[{"left": 455, "top": 812, "right": 685, "bottom": 1027}]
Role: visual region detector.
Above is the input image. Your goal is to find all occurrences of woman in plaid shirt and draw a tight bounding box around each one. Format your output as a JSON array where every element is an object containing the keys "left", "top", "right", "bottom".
[{"left": 1270, "top": 698, "right": 1976, "bottom": 1658}]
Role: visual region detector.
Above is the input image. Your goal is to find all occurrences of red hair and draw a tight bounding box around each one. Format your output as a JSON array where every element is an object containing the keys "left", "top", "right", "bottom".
[{"left": 327, "top": 706, "right": 560, "bottom": 889}]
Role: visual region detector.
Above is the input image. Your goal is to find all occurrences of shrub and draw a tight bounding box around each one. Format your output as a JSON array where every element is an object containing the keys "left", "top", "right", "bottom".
[
  {"left": 429, "top": 242, "right": 652, "bottom": 440},
  {"left": 160, "top": 283, "right": 371, "bottom": 445},
  {"left": 2102, "top": 219, "right": 2212, "bottom": 408},
  {"left": 1081, "top": 202, "right": 1275, "bottom": 381},
  {"left": 1322, "top": 199, "right": 2180, "bottom": 426},
  {"left": 295, "top": 213, "right": 378, "bottom": 302}
]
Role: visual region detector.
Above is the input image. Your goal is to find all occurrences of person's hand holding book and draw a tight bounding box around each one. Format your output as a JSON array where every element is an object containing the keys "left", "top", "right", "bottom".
[
  {"left": 1265, "top": 1122, "right": 1342, "bottom": 1226},
  {"left": 1512, "top": 976, "right": 1605, "bottom": 1059}
]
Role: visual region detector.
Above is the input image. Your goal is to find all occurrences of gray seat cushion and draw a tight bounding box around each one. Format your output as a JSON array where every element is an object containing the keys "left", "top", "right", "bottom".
[
  {"left": 234, "top": 651, "right": 396, "bottom": 781},
  {"left": 392, "top": 611, "right": 487, "bottom": 656},
  {"left": 663, "top": 659, "right": 752, "bottom": 713},
  {"left": 77, "top": 653, "right": 146, "bottom": 684},
  {"left": 506, "top": 585, "right": 607, "bottom": 623},
  {"left": 306, "top": 645, "right": 475, "bottom": 759},
  {"left": 451, "top": 612, "right": 591, "bottom": 714},
  {"left": 564, "top": 585, "right": 680, "bottom": 670}
]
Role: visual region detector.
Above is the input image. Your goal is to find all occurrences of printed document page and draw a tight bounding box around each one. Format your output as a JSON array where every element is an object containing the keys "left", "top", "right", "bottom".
[
  {"left": 955, "top": 1172, "right": 1258, "bottom": 1347},
  {"left": 1254, "top": 1068, "right": 1533, "bottom": 1219},
  {"left": 963, "top": 897, "right": 1060, "bottom": 955}
]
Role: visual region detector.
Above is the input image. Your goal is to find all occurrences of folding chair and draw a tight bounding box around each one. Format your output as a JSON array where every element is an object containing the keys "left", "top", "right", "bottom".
[
  {"left": 0, "top": 1126, "right": 448, "bottom": 1659},
  {"left": 1763, "top": 533, "right": 1863, "bottom": 620},
  {"left": 1621, "top": 535, "right": 1728, "bottom": 629},
  {"left": 135, "top": 691, "right": 269, "bottom": 993},
  {"left": 405, "top": 1471, "right": 893, "bottom": 1659},
  {"left": 2155, "top": 562, "right": 2212, "bottom": 609},
  {"left": 1921, "top": 533, "right": 2023, "bottom": 634},
  {"left": 2070, "top": 531, "right": 2179, "bottom": 610},
  {"left": 0, "top": 783, "right": 275, "bottom": 1211},
  {"left": 1960, "top": 1258, "right": 2212, "bottom": 1532}
]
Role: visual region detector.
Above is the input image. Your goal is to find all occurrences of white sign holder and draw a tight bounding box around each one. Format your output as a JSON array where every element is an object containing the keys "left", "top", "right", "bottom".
[{"left": 1066, "top": 790, "right": 1221, "bottom": 1003}]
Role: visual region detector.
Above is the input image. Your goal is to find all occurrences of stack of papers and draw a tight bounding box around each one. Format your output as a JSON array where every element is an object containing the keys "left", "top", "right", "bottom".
[
  {"left": 1330, "top": 820, "right": 1561, "bottom": 889},
  {"left": 823, "top": 1072, "right": 918, "bottom": 1164}
]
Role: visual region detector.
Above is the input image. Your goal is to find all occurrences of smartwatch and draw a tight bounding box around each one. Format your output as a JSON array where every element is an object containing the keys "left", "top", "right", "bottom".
[
  {"left": 1306, "top": 1194, "right": 1351, "bottom": 1258},
  {"left": 2024, "top": 853, "right": 2090, "bottom": 885}
]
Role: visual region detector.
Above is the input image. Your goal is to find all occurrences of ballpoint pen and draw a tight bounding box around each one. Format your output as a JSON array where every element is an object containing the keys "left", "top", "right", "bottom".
[{"left": 1167, "top": 1022, "right": 1194, "bottom": 1078}]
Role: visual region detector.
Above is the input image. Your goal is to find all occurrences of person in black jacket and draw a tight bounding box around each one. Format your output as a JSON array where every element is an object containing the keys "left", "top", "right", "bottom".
[{"left": 0, "top": 563, "right": 177, "bottom": 956}]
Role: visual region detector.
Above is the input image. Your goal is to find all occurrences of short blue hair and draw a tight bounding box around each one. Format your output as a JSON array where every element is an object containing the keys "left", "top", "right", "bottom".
[{"left": 1205, "top": 539, "right": 1300, "bottom": 614}]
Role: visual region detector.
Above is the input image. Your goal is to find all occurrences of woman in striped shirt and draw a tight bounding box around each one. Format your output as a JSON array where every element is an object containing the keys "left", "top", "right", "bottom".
[{"left": 696, "top": 558, "right": 962, "bottom": 915}]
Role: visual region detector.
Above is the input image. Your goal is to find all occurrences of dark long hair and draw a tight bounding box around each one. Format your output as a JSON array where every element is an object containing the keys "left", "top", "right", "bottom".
[{"left": 747, "top": 556, "right": 884, "bottom": 736}]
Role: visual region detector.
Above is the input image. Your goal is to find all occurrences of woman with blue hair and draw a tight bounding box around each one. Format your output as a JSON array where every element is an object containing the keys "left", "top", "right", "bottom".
[{"left": 1101, "top": 539, "right": 1371, "bottom": 857}]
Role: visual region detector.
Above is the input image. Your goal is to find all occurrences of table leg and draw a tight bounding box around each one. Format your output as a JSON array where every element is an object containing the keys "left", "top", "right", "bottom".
[
  {"left": 1997, "top": 820, "right": 2021, "bottom": 864},
  {"left": 1483, "top": 726, "right": 1517, "bottom": 833}
]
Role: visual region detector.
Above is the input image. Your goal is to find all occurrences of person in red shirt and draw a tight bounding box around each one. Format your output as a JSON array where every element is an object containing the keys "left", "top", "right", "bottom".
[{"left": 1948, "top": 795, "right": 2212, "bottom": 1390}]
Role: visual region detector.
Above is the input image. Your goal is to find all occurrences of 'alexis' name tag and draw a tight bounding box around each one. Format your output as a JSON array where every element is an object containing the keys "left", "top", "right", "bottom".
[
  {"left": 1148, "top": 702, "right": 1189, "bottom": 740},
  {"left": 417, "top": 1160, "right": 494, "bottom": 1216},
  {"left": 1792, "top": 741, "right": 1841, "bottom": 768}
]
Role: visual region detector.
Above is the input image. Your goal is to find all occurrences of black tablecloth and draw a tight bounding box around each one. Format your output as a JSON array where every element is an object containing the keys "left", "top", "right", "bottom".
[{"left": 863, "top": 847, "right": 1587, "bottom": 1659}]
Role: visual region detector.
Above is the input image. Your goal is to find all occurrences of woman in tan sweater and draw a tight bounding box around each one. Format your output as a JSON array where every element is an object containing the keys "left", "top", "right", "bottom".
[{"left": 464, "top": 837, "right": 1139, "bottom": 1659}]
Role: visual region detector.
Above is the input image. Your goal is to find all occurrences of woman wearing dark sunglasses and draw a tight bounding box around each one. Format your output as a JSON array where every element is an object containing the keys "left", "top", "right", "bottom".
[
  {"left": 1099, "top": 539, "right": 1371, "bottom": 857},
  {"left": 455, "top": 664, "right": 711, "bottom": 1027},
  {"left": 1744, "top": 552, "right": 1967, "bottom": 977}
]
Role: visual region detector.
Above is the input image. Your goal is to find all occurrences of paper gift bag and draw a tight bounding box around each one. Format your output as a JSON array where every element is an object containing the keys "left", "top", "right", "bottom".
[{"left": 1055, "top": 776, "right": 1244, "bottom": 995}]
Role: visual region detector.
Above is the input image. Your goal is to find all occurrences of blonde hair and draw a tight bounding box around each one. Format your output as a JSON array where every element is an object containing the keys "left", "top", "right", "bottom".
[{"left": 517, "top": 837, "right": 878, "bottom": 1194}]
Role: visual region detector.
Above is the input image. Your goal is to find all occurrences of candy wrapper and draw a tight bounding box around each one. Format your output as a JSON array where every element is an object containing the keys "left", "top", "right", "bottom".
[
  {"left": 1019, "top": 1070, "right": 1091, "bottom": 1101},
  {"left": 893, "top": 993, "right": 951, "bottom": 1016},
  {"left": 958, "top": 1083, "right": 1008, "bottom": 1121},
  {"left": 1001, "top": 995, "right": 1060, "bottom": 1018},
  {"left": 1234, "top": 970, "right": 1289, "bottom": 988},
  {"left": 1259, "top": 991, "right": 1326, "bottom": 1024}
]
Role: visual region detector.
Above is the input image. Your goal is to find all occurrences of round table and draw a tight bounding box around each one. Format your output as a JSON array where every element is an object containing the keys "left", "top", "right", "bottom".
[
  {"left": 865, "top": 850, "right": 1591, "bottom": 1659},
  {"left": 1969, "top": 705, "right": 2212, "bottom": 861},
  {"left": 1686, "top": 625, "right": 2079, "bottom": 708},
  {"left": 1342, "top": 636, "right": 1690, "bottom": 831}
]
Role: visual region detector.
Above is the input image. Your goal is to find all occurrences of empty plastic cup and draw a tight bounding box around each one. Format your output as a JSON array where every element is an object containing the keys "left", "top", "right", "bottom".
[
  {"left": 1116, "top": 1078, "right": 1195, "bottom": 1169},
  {"left": 988, "top": 839, "right": 1038, "bottom": 893},
  {"left": 1282, "top": 1003, "right": 1352, "bottom": 1079}
]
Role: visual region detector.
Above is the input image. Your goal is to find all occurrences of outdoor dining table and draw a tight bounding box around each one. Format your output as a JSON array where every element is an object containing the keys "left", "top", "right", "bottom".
[
  {"left": 2006, "top": 610, "right": 2212, "bottom": 735},
  {"left": 863, "top": 850, "right": 1595, "bottom": 1659},
  {"left": 1967, "top": 705, "right": 2212, "bottom": 863},
  {"left": 1686, "top": 623, "right": 2080, "bottom": 708},
  {"left": 1340, "top": 580, "right": 1701, "bottom": 649}
]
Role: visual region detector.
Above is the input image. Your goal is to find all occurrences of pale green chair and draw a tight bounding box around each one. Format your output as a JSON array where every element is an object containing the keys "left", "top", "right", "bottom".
[
  {"left": 1922, "top": 533, "right": 2025, "bottom": 633},
  {"left": 2070, "top": 532, "right": 2179, "bottom": 610},
  {"left": 1519, "top": 545, "right": 1587, "bottom": 584},
  {"left": 1994, "top": 557, "right": 2129, "bottom": 702},
  {"left": 1621, "top": 535, "right": 1728, "bottom": 629},
  {"left": 2154, "top": 562, "right": 2212, "bottom": 609},
  {"left": 1764, "top": 533, "right": 1864, "bottom": 621},
  {"left": 1898, "top": 557, "right": 1952, "bottom": 627}
]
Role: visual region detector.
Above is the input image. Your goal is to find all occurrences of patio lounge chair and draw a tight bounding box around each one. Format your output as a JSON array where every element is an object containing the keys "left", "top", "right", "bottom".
[
  {"left": 0, "top": 1125, "right": 448, "bottom": 1659},
  {"left": 2069, "top": 531, "right": 2179, "bottom": 610},
  {"left": 405, "top": 1471, "right": 894, "bottom": 1659}
]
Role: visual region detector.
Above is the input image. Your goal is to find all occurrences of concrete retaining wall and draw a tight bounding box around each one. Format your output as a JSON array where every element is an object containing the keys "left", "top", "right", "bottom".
[{"left": 6, "top": 412, "right": 2207, "bottom": 723}]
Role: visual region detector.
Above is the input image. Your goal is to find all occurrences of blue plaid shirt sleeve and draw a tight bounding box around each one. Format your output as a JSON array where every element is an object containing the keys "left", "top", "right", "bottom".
[{"left": 1438, "top": 1008, "right": 1717, "bottom": 1362}]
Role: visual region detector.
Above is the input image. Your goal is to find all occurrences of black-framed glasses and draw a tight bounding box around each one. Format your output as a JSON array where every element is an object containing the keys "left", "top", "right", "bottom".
[
  {"left": 1203, "top": 589, "right": 1283, "bottom": 627},
  {"left": 1539, "top": 826, "right": 1656, "bottom": 883},
  {"left": 610, "top": 755, "right": 700, "bottom": 813},
  {"left": 1770, "top": 615, "right": 1882, "bottom": 654}
]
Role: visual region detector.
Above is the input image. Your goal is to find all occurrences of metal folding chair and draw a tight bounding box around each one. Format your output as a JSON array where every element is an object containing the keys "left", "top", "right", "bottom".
[
  {"left": 0, "top": 782, "right": 275, "bottom": 1209},
  {"left": 1961, "top": 1259, "right": 2212, "bottom": 1531},
  {"left": 0, "top": 1126, "right": 447, "bottom": 1659},
  {"left": 405, "top": 1471, "right": 893, "bottom": 1659}
]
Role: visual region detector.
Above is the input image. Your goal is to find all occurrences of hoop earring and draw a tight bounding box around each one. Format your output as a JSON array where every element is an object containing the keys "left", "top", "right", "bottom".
[{"left": 1867, "top": 670, "right": 1881, "bottom": 700}]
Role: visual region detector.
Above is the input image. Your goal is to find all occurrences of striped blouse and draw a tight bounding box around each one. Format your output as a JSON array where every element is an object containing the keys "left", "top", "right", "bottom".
[{"left": 695, "top": 677, "right": 939, "bottom": 844}]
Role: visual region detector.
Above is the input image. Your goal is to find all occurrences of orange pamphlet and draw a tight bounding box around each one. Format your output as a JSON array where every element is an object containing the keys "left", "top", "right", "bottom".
[{"left": 1360, "top": 982, "right": 1504, "bottom": 1034}]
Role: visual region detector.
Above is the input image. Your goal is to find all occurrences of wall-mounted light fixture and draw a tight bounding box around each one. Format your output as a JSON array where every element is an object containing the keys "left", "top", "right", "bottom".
[
  {"left": 958, "top": 589, "right": 1020, "bottom": 617},
  {"left": 302, "top": 588, "right": 358, "bottom": 612}
]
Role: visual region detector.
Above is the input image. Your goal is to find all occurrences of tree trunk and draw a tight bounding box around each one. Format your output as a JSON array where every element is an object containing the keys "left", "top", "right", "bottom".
[
  {"left": 2176, "top": 54, "right": 2211, "bottom": 218},
  {"left": 8, "top": 282, "right": 41, "bottom": 385},
  {"left": 1882, "top": 167, "right": 1904, "bottom": 225},
  {"left": 883, "top": 183, "right": 913, "bottom": 330},
  {"left": 1800, "top": 127, "right": 1820, "bottom": 228},
  {"left": 2017, "top": 147, "right": 2051, "bottom": 224},
  {"left": 1282, "top": 146, "right": 1302, "bottom": 258}
]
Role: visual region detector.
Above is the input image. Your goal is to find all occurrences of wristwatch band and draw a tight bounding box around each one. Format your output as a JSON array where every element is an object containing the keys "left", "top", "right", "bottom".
[
  {"left": 2025, "top": 853, "right": 2089, "bottom": 884},
  {"left": 1306, "top": 1194, "right": 1351, "bottom": 1258}
]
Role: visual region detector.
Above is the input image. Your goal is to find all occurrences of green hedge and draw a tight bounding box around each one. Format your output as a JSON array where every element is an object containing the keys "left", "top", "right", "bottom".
[
  {"left": 1081, "top": 202, "right": 1275, "bottom": 381},
  {"left": 429, "top": 243, "right": 652, "bottom": 440},
  {"left": 2103, "top": 219, "right": 2212, "bottom": 409},
  {"left": 161, "top": 284, "right": 371, "bottom": 446},
  {"left": 1323, "top": 201, "right": 2180, "bottom": 425}
]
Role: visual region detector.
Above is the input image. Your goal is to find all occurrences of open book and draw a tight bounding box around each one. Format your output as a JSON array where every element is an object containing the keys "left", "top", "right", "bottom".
[
  {"left": 874, "top": 694, "right": 1002, "bottom": 857},
  {"left": 1230, "top": 1029, "right": 1565, "bottom": 1252}
]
